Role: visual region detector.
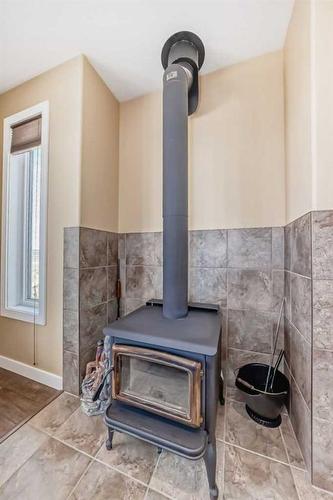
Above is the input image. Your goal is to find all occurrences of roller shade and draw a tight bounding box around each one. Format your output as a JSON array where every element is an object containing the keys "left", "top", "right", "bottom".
[{"left": 10, "top": 115, "right": 42, "bottom": 154}]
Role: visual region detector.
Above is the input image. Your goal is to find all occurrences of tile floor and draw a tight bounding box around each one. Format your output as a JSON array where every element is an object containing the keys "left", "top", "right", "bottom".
[{"left": 0, "top": 388, "right": 333, "bottom": 499}]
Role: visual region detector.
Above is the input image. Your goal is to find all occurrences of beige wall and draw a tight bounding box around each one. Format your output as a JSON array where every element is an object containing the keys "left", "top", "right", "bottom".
[
  {"left": 284, "top": 0, "right": 312, "bottom": 223},
  {"left": 119, "top": 51, "right": 285, "bottom": 233},
  {"left": 0, "top": 57, "right": 83, "bottom": 375},
  {"left": 315, "top": 0, "right": 333, "bottom": 211},
  {"left": 80, "top": 58, "right": 119, "bottom": 231}
]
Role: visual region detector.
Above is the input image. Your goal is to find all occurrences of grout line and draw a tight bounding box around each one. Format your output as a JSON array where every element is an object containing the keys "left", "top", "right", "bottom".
[
  {"left": 65, "top": 459, "right": 94, "bottom": 499},
  {"left": 93, "top": 455, "right": 149, "bottom": 488},
  {"left": 221, "top": 440, "right": 290, "bottom": 468},
  {"left": 289, "top": 464, "right": 303, "bottom": 500}
]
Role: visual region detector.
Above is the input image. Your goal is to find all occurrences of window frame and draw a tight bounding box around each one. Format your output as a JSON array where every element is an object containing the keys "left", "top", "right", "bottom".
[{"left": 1, "top": 101, "right": 49, "bottom": 325}]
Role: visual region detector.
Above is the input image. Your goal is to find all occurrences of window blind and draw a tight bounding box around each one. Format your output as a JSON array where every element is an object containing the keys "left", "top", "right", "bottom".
[{"left": 10, "top": 115, "right": 42, "bottom": 154}]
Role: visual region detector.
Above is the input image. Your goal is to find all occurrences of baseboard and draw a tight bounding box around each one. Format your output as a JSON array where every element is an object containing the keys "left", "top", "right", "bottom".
[{"left": 0, "top": 355, "right": 63, "bottom": 390}]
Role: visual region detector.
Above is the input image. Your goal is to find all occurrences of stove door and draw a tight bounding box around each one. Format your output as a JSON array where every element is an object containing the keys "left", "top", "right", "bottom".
[{"left": 112, "top": 345, "right": 202, "bottom": 427}]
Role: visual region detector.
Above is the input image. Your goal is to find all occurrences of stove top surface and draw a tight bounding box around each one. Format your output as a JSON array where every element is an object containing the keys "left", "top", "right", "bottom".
[{"left": 104, "top": 302, "right": 221, "bottom": 355}]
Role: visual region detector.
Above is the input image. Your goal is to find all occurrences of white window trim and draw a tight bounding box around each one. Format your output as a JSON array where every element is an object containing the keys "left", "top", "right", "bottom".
[{"left": 1, "top": 101, "right": 49, "bottom": 325}]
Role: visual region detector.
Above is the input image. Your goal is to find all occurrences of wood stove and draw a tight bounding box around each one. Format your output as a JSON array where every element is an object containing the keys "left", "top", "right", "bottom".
[
  {"left": 102, "top": 32, "right": 224, "bottom": 500},
  {"left": 103, "top": 301, "right": 223, "bottom": 499}
]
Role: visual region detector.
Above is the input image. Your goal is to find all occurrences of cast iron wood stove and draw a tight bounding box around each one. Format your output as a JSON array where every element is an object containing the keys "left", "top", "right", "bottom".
[{"left": 103, "top": 32, "right": 224, "bottom": 499}]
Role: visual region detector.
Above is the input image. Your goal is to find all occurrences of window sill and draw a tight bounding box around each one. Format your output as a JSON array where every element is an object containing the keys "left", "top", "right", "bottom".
[{"left": 0, "top": 305, "right": 45, "bottom": 326}]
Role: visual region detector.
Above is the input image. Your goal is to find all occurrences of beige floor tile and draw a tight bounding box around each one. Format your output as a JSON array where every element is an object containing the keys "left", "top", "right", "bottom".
[
  {"left": 0, "top": 424, "right": 47, "bottom": 487},
  {"left": 29, "top": 392, "right": 80, "bottom": 435},
  {"left": 149, "top": 441, "right": 224, "bottom": 500},
  {"left": 227, "top": 386, "right": 246, "bottom": 404},
  {"left": 54, "top": 407, "right": 106, "bottom": 456},
  {"left": 280, "top": 414, "right": 306, "bottom": 469},
  {"left": 0, "top": 437, "right": 90, "bottom": 500},
  {"left": 224, "top": 444, "right": 298, "bottom": 499},
  {"left": 69, "top": 461, "right": 146, "bottom": 499},
  {"left": 292, "top": 468, "right": 333, "bottom": 500},
  {"left": 96, "top": 431, "right": 158, "bottom": 484},
  {"left": 145, "top": 489, "right": 171, "bottom": 500},
  {"left": 216, "top": 404, "right": 226, "bottom": 441},
  {"left": 225, "top": 400, "right": 288, "bottom": 463}
]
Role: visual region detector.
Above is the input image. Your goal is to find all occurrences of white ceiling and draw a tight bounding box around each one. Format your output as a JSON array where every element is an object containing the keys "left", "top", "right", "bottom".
[{"left": 0, "top": 0, "right": 294, "bottom": 101}]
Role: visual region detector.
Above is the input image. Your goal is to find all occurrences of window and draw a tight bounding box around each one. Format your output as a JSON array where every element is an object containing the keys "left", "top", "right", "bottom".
[{"left": 1, "top": 102, "right": 49, "bottom": 325}]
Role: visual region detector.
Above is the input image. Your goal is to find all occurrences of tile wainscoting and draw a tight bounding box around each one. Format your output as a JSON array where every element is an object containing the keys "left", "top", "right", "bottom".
[
  {"left": 118, "top": 228, "right": 285, "bottom": 388},
  {"left": 62, "top": 214, "right": 333, "bottom": 494},
  {"left": 63, "top": 228, "right": 118, "bottom": 395},
  {"left": 285, "top": 210, "right": 333, "bottom": 492}
]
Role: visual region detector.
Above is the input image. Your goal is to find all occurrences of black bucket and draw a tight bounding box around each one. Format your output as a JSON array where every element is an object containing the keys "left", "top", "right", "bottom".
[{"left": 235, "top": 363, "right": 289, "bottom": 428}]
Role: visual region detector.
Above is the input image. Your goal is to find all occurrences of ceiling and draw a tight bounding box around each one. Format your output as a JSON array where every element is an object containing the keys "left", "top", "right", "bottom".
[{"left": 0, "top": 0, "right": 294, "bottom": 101}]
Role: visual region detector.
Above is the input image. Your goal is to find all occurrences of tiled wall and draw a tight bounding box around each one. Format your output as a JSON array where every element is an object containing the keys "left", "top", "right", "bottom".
[
  {"left": 284, "top": 210, "right": 333, "bottom": 492},
  {"left": 63, "top": 228, "right": 118, "bottom": 395},
  {"left": 118, "top": 228, "right": 285, "bottom": 388},
  {"left": 284, "top": 213, "right": 312, "bottom": 470},
  {"left": 311, "top": 211, "right": 333, "bottom": 491},
  {"left": 62, "top": 218, "right": 333, "bottom": 493}
]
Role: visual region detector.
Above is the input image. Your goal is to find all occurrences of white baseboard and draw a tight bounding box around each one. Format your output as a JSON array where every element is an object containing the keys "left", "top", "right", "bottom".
[{"left": 0, "top": 355, "right": 63, "bottom": 390}]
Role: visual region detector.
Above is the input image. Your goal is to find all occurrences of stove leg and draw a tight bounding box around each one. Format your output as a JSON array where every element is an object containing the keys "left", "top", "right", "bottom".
[
  {"left": 219, "top": 376, "right": 225, "bottom": 406},
  {"left": 106, "top": 428, "right": 114, "bottom": 450},
  {"left": 204, "top": 439, "right": 219, "bottom": 499}
]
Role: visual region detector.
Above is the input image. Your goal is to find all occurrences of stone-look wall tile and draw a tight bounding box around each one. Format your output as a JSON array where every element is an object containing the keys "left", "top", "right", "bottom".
[
  {"left": 79, "top": 303, "right": 107, "bottom": 351},
  {"left": 291, "top": 213, "right": 311, "bottom": 277},
  {"left": 79, "top": 228, "right": 107, "bottom": 268},
  {"left": 290, "top": 273, "right": 312, "bottom": 343},
  {"left": 63, "top": 268, "right": 79, "bottom": 311},
  {"left": 79, "top": 268, "right": 107, "bottom": 308},
  {"left": 126, "top": 233, "right": 156, "bottom": 266},
  {"left": 290, "top": 326, "right": 311, "bottom": 407},
  {"left": 64, "top": 228, "right": 79, "bottom": 269},
  {"left": 313, "top": 418, "right": 333, "bottom": 492},
  {"left": 154, "top": 266, "right": 163, "bottom": 300},
  {"left": 227, "top": 228, "right": 272, "bottom": 269},
  {"left": 220, "top": 308, "right": 228, "bottom": 372},
  {"left": 290, "top": 377, "right": 311, "bottom": 471},
  {"left": 190, "top": 230, "right": 227, "bottom": 268},
  {"left": 226, "top": 348, "right": 271, "bottom": 387},
  {"left": 312, "top": 211, "right": 333, "bottom": 279},
  {"left": 155, "top": 232, "right": 163, "bottom": 266},
  {"left": 272, "top": 227, "right": 284, "bottom": 269},
  {"left": 118, "top": 234, "right": 126, "bottom": 260},
  {"left": 272, "top": 269, "right": 284, "bottom": 312},
  {"left": 107, "top": 299, "right": 118, "bottom": 324},
  {"left": 107, "top": 266, "right": 117, "bottom": 300},
  {"left": 63, "top": 310, "right": 79, "bottom": 354},
  {"left": 125, "top": 298, "right": 146, "bottom": 316},
  {"left": 227, "top": 309, "right": 273, "bottom": 354},
  {"left": 63, "top": 351, "right": 80, "bottom": 396},
  {"left": 313, "top": 280, "right": 333, "bottom": 350},
  {"left": 284, "top": 318, "right": 292, "bottom": 370},
  {"left": 80, "top": 345, "right": 97, "bottom": 381},
  {"left": 284, "top": 271, "right": 291, "bottom": 321},
  {"left": 126, "top": 266, "right": 158, "bottom": 299},
  {"left": 313, "top": 349, "right": 333, "bottom": 421},
  {"left": 107, "top": 232, "right": 118, "bottom": 266},
  {"left": 284, "top": 224, "right": 292, "bottom": 271},
  {"left": 227, "top": 269, "right": 272, "bottom": 312},
  {"left": 189, "top": 268, "right": 227, "bottom": 306}
]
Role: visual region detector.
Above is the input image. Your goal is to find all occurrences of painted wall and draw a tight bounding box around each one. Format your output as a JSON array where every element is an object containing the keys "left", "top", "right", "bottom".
[
  {"left": 284, "top": 0, "right": 312, "bottom": 223},
  {"left": 119, "top": 51, "right": 285, "bottom": 233},
  {"left": 314, "top": 0, "right": 333, "bottom": 211},
  {"left": 0, "top": 57, "right": 83, "bottom": 375},
  {"left": 80, "top": 58, "right": 119, "bottom": 232}
]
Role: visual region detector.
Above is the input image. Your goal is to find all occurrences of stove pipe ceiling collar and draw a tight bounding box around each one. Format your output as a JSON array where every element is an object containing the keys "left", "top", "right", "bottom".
[{"left": 161, "top": 32, "right": 205, "bottom": 320}]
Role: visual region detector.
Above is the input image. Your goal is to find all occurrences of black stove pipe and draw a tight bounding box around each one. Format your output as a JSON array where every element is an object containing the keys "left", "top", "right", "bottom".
[{"left": 161, "top": 32, "right": 205, "bottom": 319}]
